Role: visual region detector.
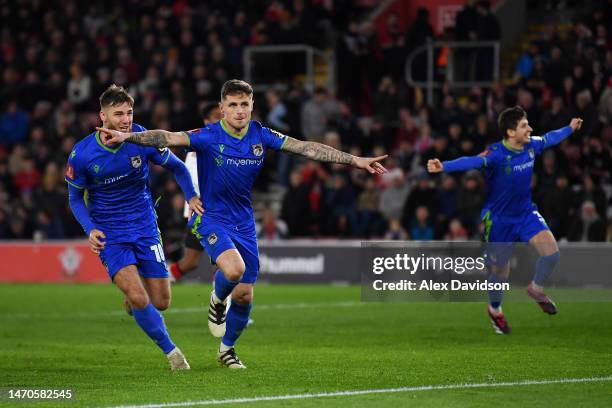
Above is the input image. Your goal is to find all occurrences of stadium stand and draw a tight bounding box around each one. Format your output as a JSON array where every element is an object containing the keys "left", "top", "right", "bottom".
[{"left": 0, "top": 0, "right": 609, "bottom": 250}]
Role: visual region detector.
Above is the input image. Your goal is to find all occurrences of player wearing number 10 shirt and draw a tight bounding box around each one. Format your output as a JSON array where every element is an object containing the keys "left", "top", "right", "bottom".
[
  {"left": 427, "top": 105, "right": 583, "bottom": 335},
  {"left": 65, "top": 85, "right": 202, "bottom": 370}
]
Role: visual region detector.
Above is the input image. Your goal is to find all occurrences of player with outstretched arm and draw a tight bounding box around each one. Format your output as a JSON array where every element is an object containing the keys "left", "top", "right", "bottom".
[
  {"left": 427, "top": 106, "right": 582, "bottom": 334},
  {"left": 65, "top": 85, "right": 203, "bottom": 369},
  {"left": 98, "top": 79, "right": 388, "bottom": 368}
]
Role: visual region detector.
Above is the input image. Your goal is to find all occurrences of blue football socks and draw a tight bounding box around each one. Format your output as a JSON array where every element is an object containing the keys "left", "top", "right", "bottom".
[
  {"left": 214, "top": 270, "right": 239, "bottom": 301},
  {"left": 533, "top": 252, "right": 560, "bottom": 286},
  {"left": 221, "top": 302, "right": 252, "bottom": 347},
  {"left": 488, "top": 273, "right": 507, "bottom": 310},
  {"left": 132, "top": 303, "right": 175, "bottom": 354}
]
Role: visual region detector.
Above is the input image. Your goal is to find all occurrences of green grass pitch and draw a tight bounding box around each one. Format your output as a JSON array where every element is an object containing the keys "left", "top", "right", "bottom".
[{"left": 1, "top": 284, "right": 611, "bottom": 407}]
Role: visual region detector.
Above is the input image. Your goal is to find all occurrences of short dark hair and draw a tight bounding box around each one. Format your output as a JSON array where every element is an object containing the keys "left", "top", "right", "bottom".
[
  {"left": 498, "top": 106, "right": 526, "bottom": 138},
  {"left": 220, "top": 79, "right": 253, "bottom": 100},
  {"left": 99, "top": 84, "right": 134, "bottom": 108}
]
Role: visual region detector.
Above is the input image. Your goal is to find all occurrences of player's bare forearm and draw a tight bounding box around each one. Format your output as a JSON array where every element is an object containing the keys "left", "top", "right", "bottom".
[
  {"left": 125, "top": 130, "right": 190, "bottom": 147},
  {"left": 281, "top": 137, "right": 354, "bottom": 165}
]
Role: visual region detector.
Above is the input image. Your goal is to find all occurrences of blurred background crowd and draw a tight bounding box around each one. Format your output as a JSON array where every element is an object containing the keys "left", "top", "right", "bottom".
[{"left": 0, "top": 0, "right": 610, "bottom": 253}]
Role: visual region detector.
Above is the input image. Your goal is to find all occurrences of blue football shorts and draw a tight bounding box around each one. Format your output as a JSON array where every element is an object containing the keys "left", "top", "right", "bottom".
[
  {"left": 482, "top": 209, "right": 550, "bottom": 267},
  {"left": 191, "top": 215, "right": 259, "bottom": 284},
  {"left": 98, "top": 235, "right": 169, "bottom": 280}
]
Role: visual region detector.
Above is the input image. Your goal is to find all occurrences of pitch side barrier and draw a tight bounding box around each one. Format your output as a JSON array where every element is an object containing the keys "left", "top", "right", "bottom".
[{"left": 0, "top": 241, "right": 611, "bottom": 297}]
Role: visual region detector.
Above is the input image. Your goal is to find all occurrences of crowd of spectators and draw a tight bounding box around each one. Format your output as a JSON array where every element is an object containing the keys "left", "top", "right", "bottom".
[{"left": 0, "top": 0, "right": 610, "bottom": 248}]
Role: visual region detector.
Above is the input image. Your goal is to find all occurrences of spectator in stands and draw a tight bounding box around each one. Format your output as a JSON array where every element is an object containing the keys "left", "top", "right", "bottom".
[
  {"left": 356, "top": 178, "right": 383, "bottom": 238},
  {"left": 373, "top": 76, "right": 401, "bottom": 126},
  {"left": 0, "top": 158, "right": 16, "bottom": 198},
  {"left": 66, "top": 64, "right": 92, "bottom": 111},
  {"left": 385, "top": 218, "right": 409, "bottom": 240},
  {"left": 540, "top": 174, "right": 574, "bottom": 239},
  {"left": 545, "top": 46, "right": 568, "bottom": 91},
  {"left": 516, "top": 42, "right": 540, "bottom": 79},
  {"left": 301, "top": 87, "right": 340, "bottom": 141},
  {"left": 13, "top": 157, "right": 41, "bottom": 196},
  {"left": 379, "top": 12, "right": 406, "bottom": 79},
  {"left": 475, "top": 1, "right": 501, "bottom": 80},
  {"left": 455, "top": 0, "right": 478, "bottom": 43},
  {"left": 404, "top": 7, "right": 434, "bottom": 82},
  {"left": 410, "top": 205, "right": 434, "bottom": 241},
  {"left": 336, "top": 101, "right": 363, "bottom": 148},
  {"left": 379, "top": 169, "right": 410, "bottom": 222},
  {"left": 536, "top": 150, "right": 558, "bottom": 193},
  {"left": 573, "top": 174, "right": 607, "bottom": 219},
  {"left": 402, "top": 173, "right": 438, "bottom": 231},
  {"left": 568, "top": 200, "right": 607, "bottom": 241},
  {"left": 266, "top": 89, "right": 292, "bottom": 186},
  {"left": 572, "top": 89, "right": 600, "bottom": 140},
  {"left": 32, "top": 162, "right": 66, "bottom": 239},
  {"left": 0, "top": 0, "right": 608, "bottom": 244},
  {"left": 445, "top": 218, "right": 469, "bottom": 240},
  {"left": 422, "top": 134, "right": 453, "bottom": 167},
  {"left": 394, "top": 140, "right": 420, "bottom": 174},
  {"left": 456, "top": 172, "right": 484, "bottom": 234},
  {"left": 162, "top": 191, "right": 191, "bottom": 260},
  {"left": 414, "top": 123, "right": 434, "bottom": 154},
  {"left": 326, "top": 174, "right": 357, "bottom": 236},
  {"left": 598, "top": 78, "right": 612, "bottom": 124},
  {"left": 437, "top": 174, "right": 459, "bottom": 227},
  {"left": 265, "top": 89, "right": 290, "bottom": 133},
  {"left": 540, "top": 96, "right": 570, "bottom": 131},
  {"left": 281, "top": 170, "right": 311, "bottom": 237},
  {"left": 257, "top": 208, "right": 288, "bottom": 241},
  {"left": 0, "top": 101, "right": 29, "bottom": 147},
  {"left": 580, "top": 137, "right": 611, "bottom": 182}
]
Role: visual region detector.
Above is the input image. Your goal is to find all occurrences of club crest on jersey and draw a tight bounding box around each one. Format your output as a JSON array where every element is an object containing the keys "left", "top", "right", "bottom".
[
  {"left": 252, "top": 143, "right": 263, "bottom": 156},
  {"left": 130, "top": 155, "right": 142, "bottom": 168},
  {"left": 528, "top": 148, "right": 535, "bottom": 159},
  {"left": 207, "top": 233, "right": 218, "bottom": 245}
]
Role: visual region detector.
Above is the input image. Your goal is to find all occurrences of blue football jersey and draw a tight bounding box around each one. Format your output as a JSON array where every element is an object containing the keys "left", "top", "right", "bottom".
[
  {"left": 479, "top": 137, "right": 548, "bottom": 220},
  {"left": 187, "top": 120, "right": 287, "bottom": 225},
  {"left": 65, "top": 123, "right": 171, "bottom": 243}
]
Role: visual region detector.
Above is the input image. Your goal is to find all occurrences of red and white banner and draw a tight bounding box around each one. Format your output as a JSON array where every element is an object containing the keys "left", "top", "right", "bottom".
[{"left": 0, "top": 241, "right": 108, "bottom": 283}]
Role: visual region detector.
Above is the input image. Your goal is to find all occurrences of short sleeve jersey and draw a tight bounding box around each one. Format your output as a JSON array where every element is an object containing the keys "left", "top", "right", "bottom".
[
  {"left": 187, "top": 120, "right": 287, "bottom": 225},
  {"left": 65, "top": 123, "right": 171, "bottom": 242}
]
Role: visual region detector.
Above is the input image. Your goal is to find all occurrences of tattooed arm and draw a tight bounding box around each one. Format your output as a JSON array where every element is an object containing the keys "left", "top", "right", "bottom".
[
  {"left": 281, "top": 136, "right": 388, "bottom": 174},
  {"left": 96, "top": 127, "right": 191, "bottom": 147},
  {"left": 281, "top": 137, "right": 355, "bottom": 164}
]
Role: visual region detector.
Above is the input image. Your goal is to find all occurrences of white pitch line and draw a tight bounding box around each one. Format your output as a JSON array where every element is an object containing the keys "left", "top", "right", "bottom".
[
  {"left": 0, "top": 301, "right": 364, "bottom": 319},
  {"left": 101, "top": 376, "right": 612, "bottom": 408}
]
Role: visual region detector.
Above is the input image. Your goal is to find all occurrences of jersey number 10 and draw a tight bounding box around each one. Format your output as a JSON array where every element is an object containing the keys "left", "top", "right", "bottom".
[{"left": 150, "top": 243, "right": 166, "bottom": 263}]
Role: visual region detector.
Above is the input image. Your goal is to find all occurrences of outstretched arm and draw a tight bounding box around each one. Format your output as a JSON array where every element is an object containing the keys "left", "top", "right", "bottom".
[
  {"left": 96, "top": 127, "right": 190, "bottom": 148},
  {"left": 427, "top": 156, "right": 485, "bottom": 173},
  {"left": 537, "top": 118, "right": 582, "bottom": 149},
  {"left": 281, "top": 136, "right": 388, "bottom": 174}
]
